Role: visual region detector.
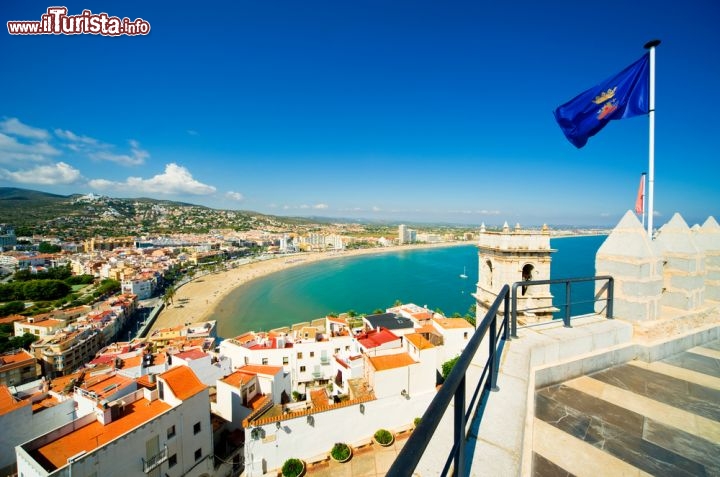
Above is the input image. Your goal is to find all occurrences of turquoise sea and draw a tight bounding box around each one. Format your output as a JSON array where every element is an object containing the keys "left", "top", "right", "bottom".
[{"left": 214, "top": 235, "right": 607, "bottom": 337}]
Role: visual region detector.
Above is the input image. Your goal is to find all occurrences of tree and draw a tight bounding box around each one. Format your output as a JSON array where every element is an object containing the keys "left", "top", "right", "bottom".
[
  {"left": 441, "top": 355, "right": 461, "bottom": 380},
  {"left": 163, "top": 286, "right": 176, "bottom": 306},
  {"left": 0, "top": 301, "right": 25, "bottom": 317},
  {"left": 38, "top": 242, "right": 61, "bottom": 253}
]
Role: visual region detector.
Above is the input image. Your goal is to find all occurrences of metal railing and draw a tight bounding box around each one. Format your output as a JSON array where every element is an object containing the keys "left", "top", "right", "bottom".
[
  {"left": 387, "top": 275, "right": 615, "bottom": 477},
  {"left": 142, "top": 445, "right": 168, "bottom": 473},
  {"left": 387, "top": 285, "right": 510, "bottom": 477},
  {"left": 510, "top": 275, "right": 614, "bottom": 337}
]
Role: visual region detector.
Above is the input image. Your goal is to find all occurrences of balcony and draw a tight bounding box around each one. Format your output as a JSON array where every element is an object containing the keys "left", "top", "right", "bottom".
[
  {"left": 142, "top": 445, "right": 168, "bottom": 473},
  {"left": 320, "top": 356, "right": 330, "bottom": 365}
]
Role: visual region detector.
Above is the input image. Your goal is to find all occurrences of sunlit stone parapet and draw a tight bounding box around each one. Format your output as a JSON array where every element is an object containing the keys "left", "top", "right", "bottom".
[
  {"left": 654, "top": 213, "right": 705, "bottom": 310},
  {"left": 692, "top": 216, "right": 720, "bottom": 301},
  {"left": 595, "top": 211, "right": 663, "bottom": 321}
]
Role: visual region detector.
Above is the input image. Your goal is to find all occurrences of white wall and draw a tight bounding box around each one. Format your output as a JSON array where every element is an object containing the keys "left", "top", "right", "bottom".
[{"left": 243, "top": 390, "right": 435, "bottom": 476}]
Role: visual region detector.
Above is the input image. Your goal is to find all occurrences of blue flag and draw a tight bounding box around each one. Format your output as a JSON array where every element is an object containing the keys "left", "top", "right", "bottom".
[{"left": 554, "top": 53, "right": 650, "bottom": 148}]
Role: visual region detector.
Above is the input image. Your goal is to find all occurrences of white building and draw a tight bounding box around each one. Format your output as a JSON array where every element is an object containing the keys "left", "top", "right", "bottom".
[
  {"left": 431, "top": 317, "right": 474, "bottom": 368},
  {"left": 16, "top": 366, "right": 214, "bottom": 477},
  {"left": 213, "top": 364, "right": 289, "bottom": 430},
  {"left": 0, "top": 383, "right": 75, "bottom": 476}
]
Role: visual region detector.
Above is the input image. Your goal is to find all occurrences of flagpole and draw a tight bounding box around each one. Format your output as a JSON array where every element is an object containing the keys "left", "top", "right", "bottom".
[{"left": 644, "top": 39, "right": 660, "bottom": 238}]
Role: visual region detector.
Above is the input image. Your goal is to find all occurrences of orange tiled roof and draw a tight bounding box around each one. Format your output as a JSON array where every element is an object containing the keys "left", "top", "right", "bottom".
[
  {"left": 433, "top": 317, "right": 474, "bottom": 329},
  {"left": 35, "top": 398, "right": 171, "bottom": 470},
  {"left": 238, "top": 364, "right": 283, "bottom": 376},
  {"left": 160, "top": 366, "right": 206, "bottom": 401},
  {"left": 0, "top": 348, "right": 34, "bottom": 367},
  {"left": 175, "top": 348, "right": 207, "bottom": 361},
  {"left": 405, "top": 333, "right": 434, "bottom": 350},
  {"left": 368, "top": 352, "right": 416, "bottom": 371},
  {"left": 415, "top": 324, "right": 436, "bottom": 334},
  {"left": 221, "top": 370, "right": 254, "bottom": 387},
  {"left": 0, "top": 385, "right": 30, "bottom": 416}
]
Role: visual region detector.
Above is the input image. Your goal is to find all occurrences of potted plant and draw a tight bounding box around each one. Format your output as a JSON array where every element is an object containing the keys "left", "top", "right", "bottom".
[
  {"left": 281, "top": 457, "right": 305, "bottom": 477},
  {"left": 373, "top": 429, "right": 394, "bottom": 447},
  {"left": 330, "top": 442, "right": 352, "bottom": 463}
]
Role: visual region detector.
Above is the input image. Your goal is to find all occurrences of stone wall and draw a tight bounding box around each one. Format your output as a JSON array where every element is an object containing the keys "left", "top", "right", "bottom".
[{"left": 595, "top": 211, "right": 720, "bottom": 323}]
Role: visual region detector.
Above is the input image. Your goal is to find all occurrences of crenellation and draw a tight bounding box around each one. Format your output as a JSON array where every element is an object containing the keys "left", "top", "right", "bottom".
[{"left": 654, "top": 213, "right": 705, "bottom": 311}]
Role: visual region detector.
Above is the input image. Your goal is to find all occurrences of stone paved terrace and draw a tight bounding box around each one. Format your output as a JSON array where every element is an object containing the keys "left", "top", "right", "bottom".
[
  {"left": 533, "top": 339, "right": 720, "bottom": 476},
  {"left": 462, "top": 312, "right": 720, "bottom": 477}
]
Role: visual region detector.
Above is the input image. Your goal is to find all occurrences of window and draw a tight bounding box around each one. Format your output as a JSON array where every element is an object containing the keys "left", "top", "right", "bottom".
[
  {"left": 249, "top": 383, "right": 256, "bottom": 393},
  {"left": 194, "top": 448, "right": 202, "bottom": 461},
  {"left": 345, "top": 346, "right": 350, "bottom": 351},
  {"left": 158, "top": 382, "right": 164, "bottom": 400},
  {"left": 262, "top": 358, "right": 268, "bottom": 365},
  {"left": 193, "top": 422, "right": 201, "bottom": 434},
  {"left": 283, "top": 356, "right": 289, "bottom": 365},
  {"left": 309, "top": 351, "right": 314, "bottom": 358},
  {"left": 297, "top": 352, "right": 303, "bottom": 359},
  {"left": 169, "top": 454, "right": 177, "bottom": 468},
  {"left": 335, "top": 348, "right": 340, "bottom": 354},
  {"left": 167, "top": 425, "right": 176, "bottom": 439},
  {"left": 463, "top": 332, "right": 469, "bottom": 340},
  {"left": 300, "top": 366, "right": 306, "bottom": 372}
]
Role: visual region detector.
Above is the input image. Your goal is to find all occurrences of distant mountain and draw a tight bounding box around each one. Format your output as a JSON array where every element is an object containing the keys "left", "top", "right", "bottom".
[
  {"left": 0, "top": 187, "right": 322, "bottom": 238},
  {"left": 0, "top": 187, "right": 71, "bottom": 202}
]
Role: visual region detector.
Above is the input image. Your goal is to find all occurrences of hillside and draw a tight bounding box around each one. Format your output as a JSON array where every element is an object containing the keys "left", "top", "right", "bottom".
[{"left": 0, "top": 187, "right": 319, "bottom": 239}]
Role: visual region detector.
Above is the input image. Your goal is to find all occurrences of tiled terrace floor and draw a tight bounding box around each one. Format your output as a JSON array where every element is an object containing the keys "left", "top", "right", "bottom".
[
  {"left": 304, "top": 431, "right": 409, "bottom": 477},
  {"left": 533, "top": 339, "right": 720, "bottom": 476}
]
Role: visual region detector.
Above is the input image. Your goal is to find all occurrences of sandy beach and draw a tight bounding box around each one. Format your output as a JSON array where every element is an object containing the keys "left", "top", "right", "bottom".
[{"left": 150, "top": 241, "right": 472, "bottom": 332}]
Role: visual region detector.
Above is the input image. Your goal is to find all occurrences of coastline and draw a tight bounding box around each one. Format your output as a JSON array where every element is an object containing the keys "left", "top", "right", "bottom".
[{"left": 150, "top": 241, "right": 473, "bottom": 332}]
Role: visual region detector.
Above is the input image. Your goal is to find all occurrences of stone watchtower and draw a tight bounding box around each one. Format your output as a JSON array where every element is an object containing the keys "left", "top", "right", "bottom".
[{"left": 474, "top": 222, "right": 556, "bottom": 324}]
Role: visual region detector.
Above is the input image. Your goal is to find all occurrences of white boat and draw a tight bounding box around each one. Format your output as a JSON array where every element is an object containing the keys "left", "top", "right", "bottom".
[{"left": 459, "top": 267, "right": 468, "bottom": 279}]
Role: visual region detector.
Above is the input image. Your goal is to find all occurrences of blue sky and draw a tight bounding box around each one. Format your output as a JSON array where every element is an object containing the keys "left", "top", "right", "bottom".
[{"left": 1, "top": 1, "right": 718, "bottom": 227}]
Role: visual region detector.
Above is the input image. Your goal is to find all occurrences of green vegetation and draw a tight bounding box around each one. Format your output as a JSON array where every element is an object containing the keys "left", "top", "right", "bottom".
[
  {"left": 414, "top": 417, "right": 422, "bottom": 428},
  {"left": 373, "top": 429, "right": 393, "bottom": 446},
  {"left": 330, "top": 442, "right": 351, "bottom": 462},
  {"left": 281, "top": 458, "right": 304, "bottom": 477},
  {"left": 95, "top": 279, "right": 120, "bottom": 297},
  {"left": 0, "top": 301, "right": 25, "bottom": 317},
  {"left": 13, "top": 266, "right": 72, "bottom": 282},
  {"left": 38, "top": 242, "right": 61, "bottom": 253},
  {"left": 0, "top": 323, "right": 38, "bottom": 353},
  {"left": 0, "top": 280, "right": 70, "bottom": 301},
  {"left": 441, "top": 355, "right": 461, "bottom": 380}
]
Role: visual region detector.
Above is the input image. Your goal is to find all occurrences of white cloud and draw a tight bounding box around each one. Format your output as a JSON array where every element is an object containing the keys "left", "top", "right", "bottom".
[
  {"left": 0, "top": 132, "right": 60, "bottom": 164},
  {"left": 226, "top": 191, "right": 244, "bottom": 201},
  {"left": 0, "top": 117, "right": 49, "bottom": 140},
  {"left": 313, "top": 203, "right": 328, "bottom": 209},
  {"left": 55, "top": 128, "right": 98, "bottom": 145},
  {"left": 90, "top": 139, "right": 149, "bottom": 166},
  {"left": 372, "top": 206, "right": 381, "bottom": 212},
  {"left": 88, "top": 163, "right": 216, "bottom": 195},
  {"left": 0, "top": 162, "right": 81, "bottom": 185}
]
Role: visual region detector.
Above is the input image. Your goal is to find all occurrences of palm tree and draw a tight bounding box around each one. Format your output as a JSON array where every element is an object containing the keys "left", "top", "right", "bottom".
[{"left": 163, "top": 286, "right": 176, "bottom": 306}]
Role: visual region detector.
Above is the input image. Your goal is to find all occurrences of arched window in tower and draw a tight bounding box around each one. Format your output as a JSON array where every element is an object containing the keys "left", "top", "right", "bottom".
[
  {"left": 485, "top": 260, "right": 493, "bottom": 287},
  {"left": 521, "top": 264, "right": 534, "bottom": 296}
]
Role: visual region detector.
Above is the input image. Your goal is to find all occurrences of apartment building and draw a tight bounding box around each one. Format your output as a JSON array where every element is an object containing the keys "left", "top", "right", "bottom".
[
  {"left": 0, "top": 382, "right": 75, "bottom": 476},
  {"left": 16, "top": 366, "right": 214, "bottom": 477},
  {"left": 0, "top": 349, "right": 40, "bottom": 387},
  {"left": 31, "top": 327, "right": 104, "bottom": 377}
]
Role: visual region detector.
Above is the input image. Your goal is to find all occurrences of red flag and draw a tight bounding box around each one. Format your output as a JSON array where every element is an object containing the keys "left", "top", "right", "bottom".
[{"left": 635, "top": 174, "right": 645, "bottom": 215}]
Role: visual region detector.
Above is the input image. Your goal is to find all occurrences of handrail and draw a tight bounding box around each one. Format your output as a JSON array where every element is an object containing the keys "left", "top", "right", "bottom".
[
  {"left": 511, "top": 275, "right": 614, "bottom": 336},
  {"left": 386, "top": 285, "right": 510, "bottom": 477},
  {"left": 387, "top": 275, "right": 614, "bottom": 476}
]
